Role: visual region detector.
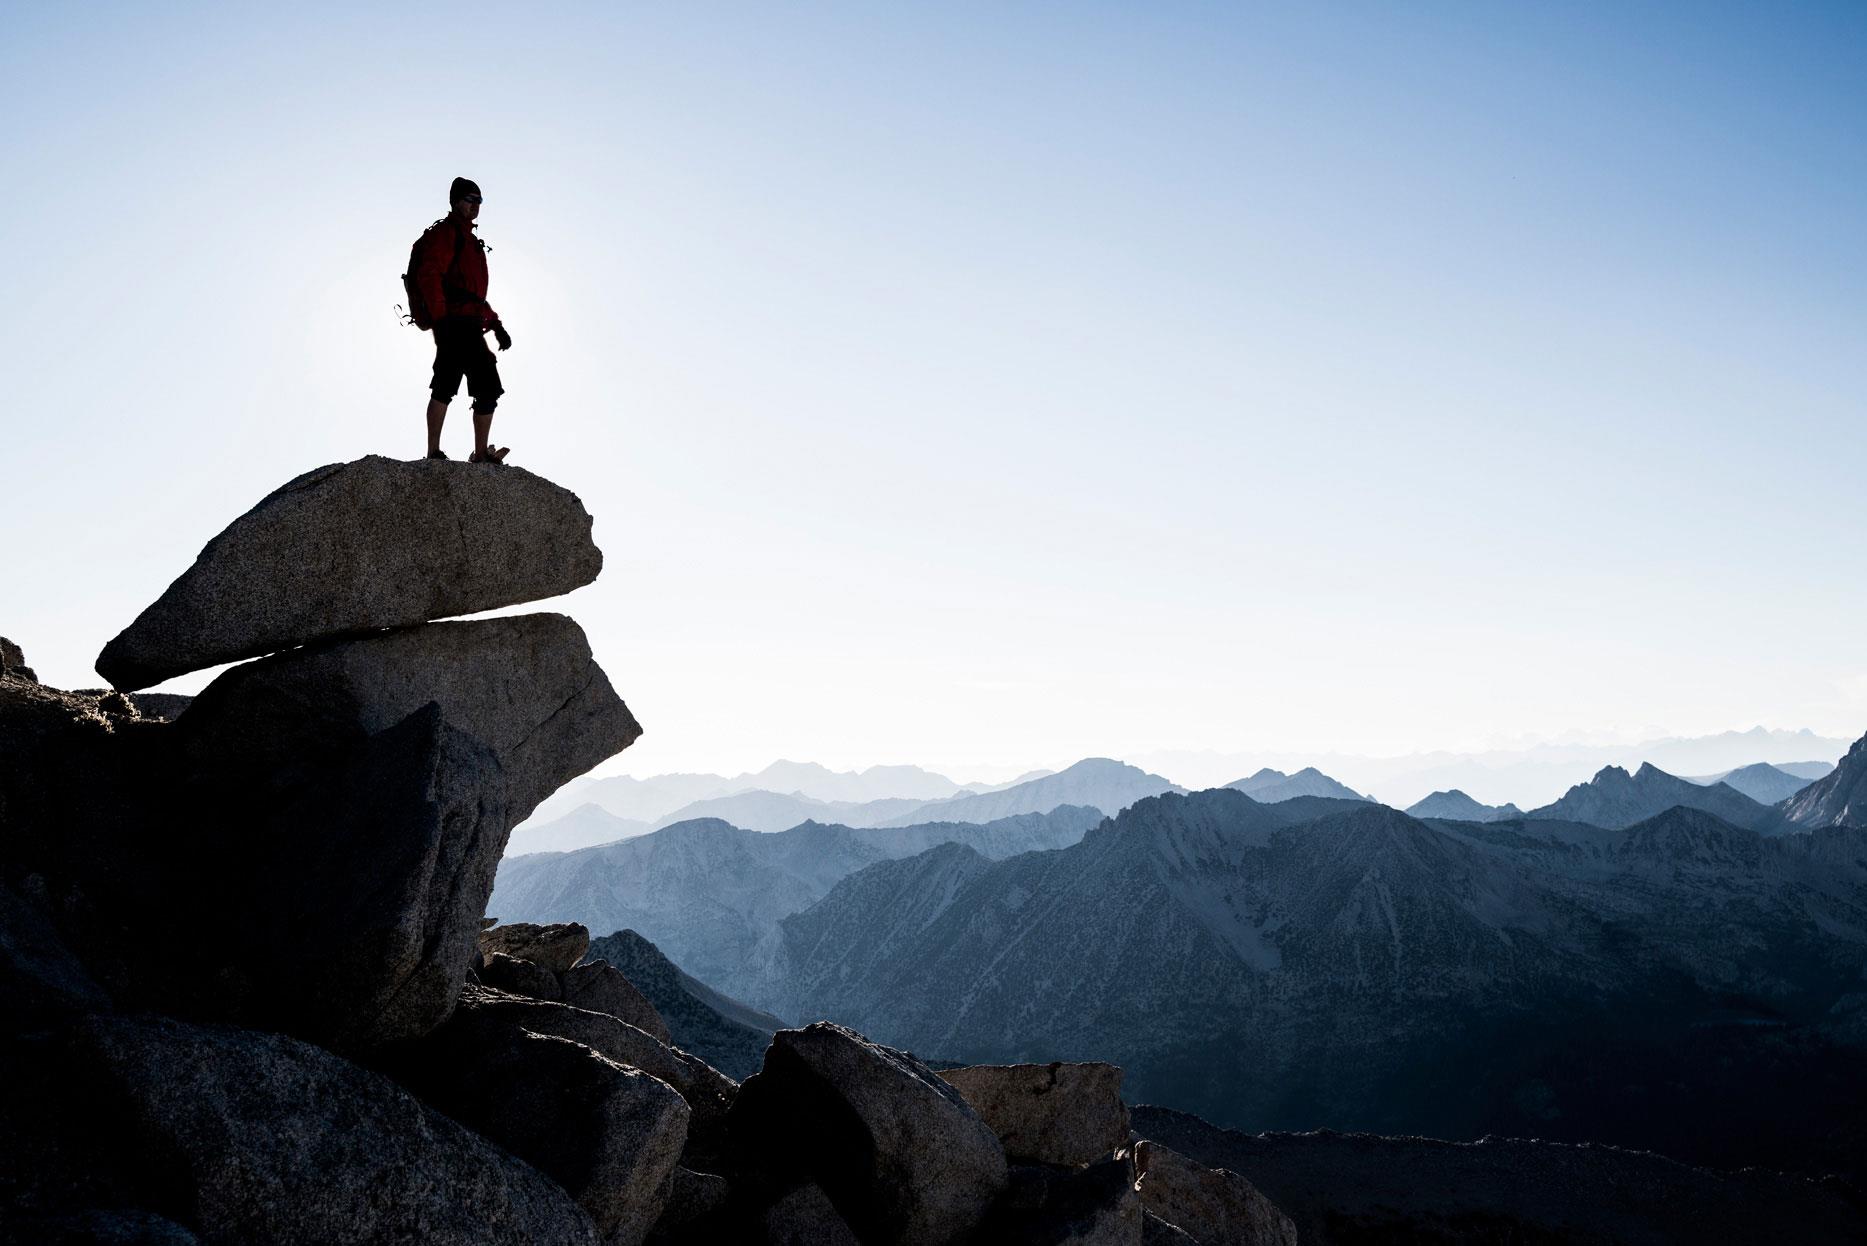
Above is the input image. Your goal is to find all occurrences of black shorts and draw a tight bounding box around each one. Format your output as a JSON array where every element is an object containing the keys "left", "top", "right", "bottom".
[{"left": 431, "top": 318, "right": 504, "bottom": 410}]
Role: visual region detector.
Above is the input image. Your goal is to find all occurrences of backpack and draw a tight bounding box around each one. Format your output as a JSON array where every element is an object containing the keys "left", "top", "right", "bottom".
[{"left": 398, "top": 218, "right": 466, "bottom": 330}]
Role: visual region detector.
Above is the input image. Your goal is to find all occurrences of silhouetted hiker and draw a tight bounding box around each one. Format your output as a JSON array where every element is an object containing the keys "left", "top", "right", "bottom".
[{"left": 413, "top": 176, "right": 513, "bottom": 463}]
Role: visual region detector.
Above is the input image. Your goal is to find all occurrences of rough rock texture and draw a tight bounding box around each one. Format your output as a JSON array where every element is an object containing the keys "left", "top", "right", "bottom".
[
  {"left": 726, "top": 1021, "right": 1008, "bottom": 1245},
  {"left": 762, "top": 1184, "right": 861, "bottom": 1246},
  {"left": 941, "top": 1062, "right": 1131, "bottom": 1167},
  {"left": 96, "top": 456, "right": 603, "bottom": 689},
  {"left": 981, "top": 1152, "right": 1143, "bottom": 1245},
  {"left": 560, "top": 959, "right": 672, "bottom": 1045},
  {"left": 480, "top": 920, "right": 591, "bottom": 973},
  {"left": 43, "top": 1015, "right": 602, "bottom": 1245},
  {"left": 1, "top": 636, "right": 37, "bottom": 683},
  {"left": 1132, "top": 1140, "right": 1296, "bottom": 1246},
  {"left": 586, "top": 929, "right": 780, "bottom": 1081},
  {"left": 455, "top": 986, "right": 735, "bottom": 1168},
  {"left": 0, "top": 881, "right": 111, "bottom": 1033},
  {"left": 397, "top": 1010, "right": 689, "bottom": 1246},
  {"left": 1142, "top": 1211, "right": 1198, "bottom": 1244},
  {"left": 645, "top": 1167, "right": 731, "bottom": 1243},
  {"left": 179, "top": 612, "right": 638, "bottom": 824},
  {"left": 481, "top": 951, "right": 563, "bottom": 1001},
  {"left": 6, "top": 1208, "right": 202, "bottom": 1244}
]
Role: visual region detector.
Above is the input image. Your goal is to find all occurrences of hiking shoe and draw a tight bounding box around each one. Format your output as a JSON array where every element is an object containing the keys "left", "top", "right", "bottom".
[{"left": 427, "top": 449, "right": 449, "bottom": 460}]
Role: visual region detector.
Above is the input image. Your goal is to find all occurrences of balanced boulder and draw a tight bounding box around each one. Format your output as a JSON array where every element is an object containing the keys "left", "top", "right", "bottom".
[
  {"left": 177, "top": 612, "right": 638, "bottom": 822},
  {"left": 726, "top": 1021, "right": 1008, "bottom": 1244},
  {"left": 941, "top": 1061, "right": 1131, "bottom": 1167},
  {"left": 53, "top": 1015, "right": 603, "bottom": 1245},
  {"left": 96, "top": 455, "right": 603, "bottom": 690}
]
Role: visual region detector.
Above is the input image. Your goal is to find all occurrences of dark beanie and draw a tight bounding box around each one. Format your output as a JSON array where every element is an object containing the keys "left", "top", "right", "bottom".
[{"left": 449, "top": 176, "right": 482, "bottom": 204}]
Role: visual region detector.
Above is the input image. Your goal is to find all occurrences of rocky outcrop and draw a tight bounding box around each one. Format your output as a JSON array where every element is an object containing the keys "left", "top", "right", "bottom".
[
  {"left": 1780, "top": 729, "right": 1867, "bottom": 828},
  {"left": 760, "top": 1183, "right": 861, "bottom": 1245},
  {"left": 1, "top": 459, "right": 673, "bottom": 1243},
  {"left": 0, "top": 881, "right": 109, "bottom": 1033},
  {"left": 481, "top": 920, "right": 592, "bottom": 972},
  {"left": 454, "top": 985, "right": 736, "bottom": 1169},
  {"left": 562, "top": 959, "right": 672, "bottom": 1044},
  {"left": 982, "top": 1151, "right": 1143, "bottom": 1245},
  {"left": 941, "top": 1062, "right": 1131, "bottom": 1167},
  {"left": 96, "top": 456, "right": 602, "bottom": 690},
  {"left": 179, "top": 613, "right": 638, "bottom": 823},
  {"left": 1132, "top": 1140, "right": 1295, "bottom": 1246},
  {"left": 22, "top": 1015, "right": 602, "bottom": 1244},
  {"left": 587, "top": 928, "right": 781, "bottom": 1081},
  {"left": 727, "top": 1022, "right": 1009, "bottom": 1244},
  {"left": 1, "top": 636, "right": 37, "bottom": 683},
  {"left": 398, "top": 1011, "right": 689, "bottom": 1246},
  {"left": 482, "top": 949, "right": 564, "bottom": 1000}
]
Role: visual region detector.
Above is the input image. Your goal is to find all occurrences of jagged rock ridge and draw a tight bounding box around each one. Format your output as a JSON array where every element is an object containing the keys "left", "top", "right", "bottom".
[
  {"left": 1780, "top": 728, "right": 1867, "bottom": 829},
  {"left": 763, "top": 789, "right": 1867, "bottom": 1181},
  {"left": 1525, "top": 760, "right": 1774, "bottom": 829},
  {"left": 492, "top": 806, "right": 1105, "bottom": 1001}
]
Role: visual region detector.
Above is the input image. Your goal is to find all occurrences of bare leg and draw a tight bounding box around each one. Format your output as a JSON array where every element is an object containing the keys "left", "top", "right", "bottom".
[
  {"left": 426, "top": 397, "right": 448, "bottom": 456},
  {"left": 472, "top": 407, "right": 507, "bottom": 462}
]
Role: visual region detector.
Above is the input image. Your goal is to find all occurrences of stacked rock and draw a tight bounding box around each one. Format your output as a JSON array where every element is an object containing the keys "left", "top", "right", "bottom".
[{"left": 0, "top": 457, "right": 696, "bottom": 1244}]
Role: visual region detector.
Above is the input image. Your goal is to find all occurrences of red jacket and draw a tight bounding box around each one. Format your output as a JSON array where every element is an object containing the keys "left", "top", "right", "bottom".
[{"left": 414, "top": 214, "right": 500, "bottom": 330}]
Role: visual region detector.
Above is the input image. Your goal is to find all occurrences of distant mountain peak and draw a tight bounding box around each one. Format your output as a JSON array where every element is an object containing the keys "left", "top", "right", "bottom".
[
  {"left": 1780, "top": 728, "right": 1867, "bottom": 829},
  {"left": 1530, "top": 761, "right": 1771, "bottom": 831}
]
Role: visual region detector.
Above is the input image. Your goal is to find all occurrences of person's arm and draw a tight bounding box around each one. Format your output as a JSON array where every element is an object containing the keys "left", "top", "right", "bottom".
[{"left": 414, "top": 228, "right": 452, "bottom": 325}]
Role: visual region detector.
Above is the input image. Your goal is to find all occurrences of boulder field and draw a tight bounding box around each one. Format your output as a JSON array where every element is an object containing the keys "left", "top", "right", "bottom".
[{"left": 1, "top": 457, "right": 1294, "bottom": 1244}]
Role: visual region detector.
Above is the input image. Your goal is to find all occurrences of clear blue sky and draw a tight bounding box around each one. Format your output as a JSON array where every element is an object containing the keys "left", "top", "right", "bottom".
[{"left": 5, "top": 2, "right": 1863, "bottom": 776}]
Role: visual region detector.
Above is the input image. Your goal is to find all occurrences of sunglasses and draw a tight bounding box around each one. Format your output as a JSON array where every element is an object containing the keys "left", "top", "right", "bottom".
[{"left": 463, "top": 195, "right": 483, "bottom": 205}]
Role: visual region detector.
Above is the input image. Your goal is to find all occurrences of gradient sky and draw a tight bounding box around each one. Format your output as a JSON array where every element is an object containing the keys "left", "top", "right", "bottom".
[{"left": 5, "top": 3, "right": 1864, "bottom": 779}]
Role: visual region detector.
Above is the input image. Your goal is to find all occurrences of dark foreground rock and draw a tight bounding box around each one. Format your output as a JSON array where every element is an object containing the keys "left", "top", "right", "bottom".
[
  {"left": 179, "top": 612, "right": 638, "bottom": 822},
  {"left": 727, "top": 1021, "right": 1008, "bottom": 1244},
  {"left": 8, "top": 1015, "right": 600, "bottom": 1245},
  {"left": 941, "top": 1061, "right": 1131, "bottom": 1167},
  {"left": 1131, "top": 1104, "right": 1867, "bottom": 1246},
  {"left": 0, "top": 881, "right": 110, "bottom": 1033},
  {"left": 396, "top": 1007, "right": 689, "bottom": 1246},
  {"left": 981, "top": 1151, "right": 1143, "bottom": 1244},
  {"left": 587, "top": 929, "right": 781, "bottom": 1081},
  {"left": 1, "top": 636, "right": 37, "bottom": 683},
  {"left": 452, "top": 985, "right": 736, "bottom": 1168},
  {"left": 96, "top": 456, "right": 603, "bottom": 690},
  {"left": 1132, "top": 1140, "right": 1295, "bottom": 1246}
]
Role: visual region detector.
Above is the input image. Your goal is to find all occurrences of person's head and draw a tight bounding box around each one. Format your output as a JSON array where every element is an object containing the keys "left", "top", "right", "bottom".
[{"left": 449, "top": 176, "right": 482, "bottom": 223}]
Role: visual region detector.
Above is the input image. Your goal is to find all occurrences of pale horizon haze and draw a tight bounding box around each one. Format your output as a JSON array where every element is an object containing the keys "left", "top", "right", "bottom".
[{"left": 6, "top": 3, "right": 1865, "bottom": 779}]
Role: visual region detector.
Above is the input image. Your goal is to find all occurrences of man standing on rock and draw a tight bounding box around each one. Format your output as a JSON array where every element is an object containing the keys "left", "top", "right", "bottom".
[{"left": 416, "top": 176, "right": 513, "bottom": 463}]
